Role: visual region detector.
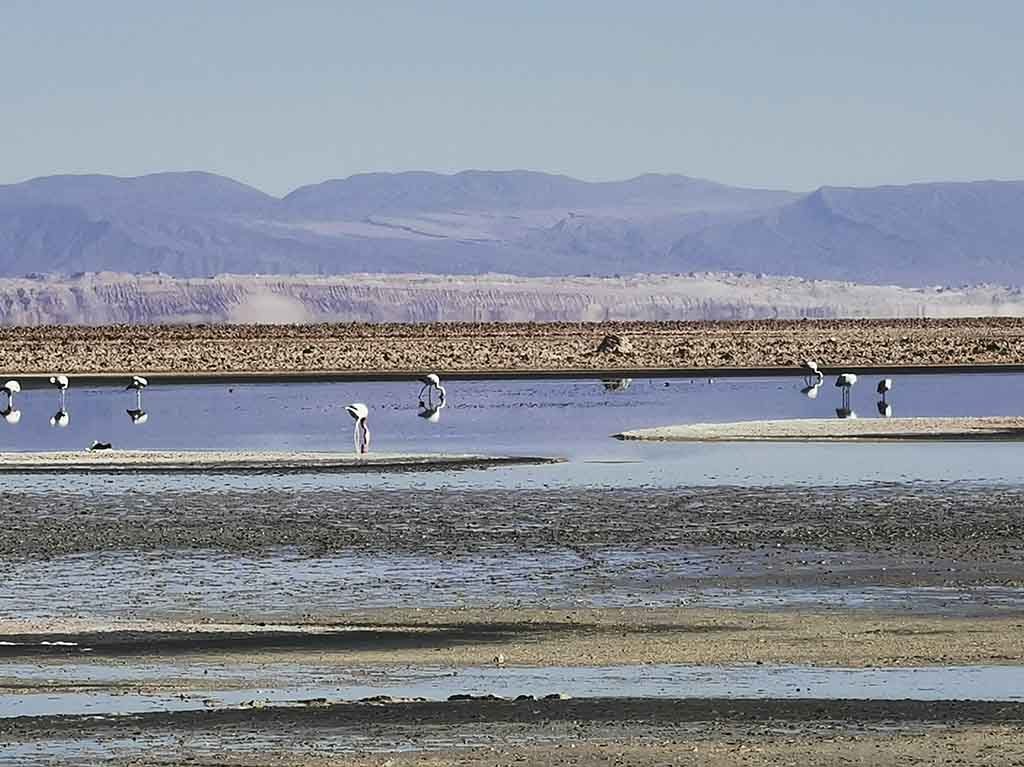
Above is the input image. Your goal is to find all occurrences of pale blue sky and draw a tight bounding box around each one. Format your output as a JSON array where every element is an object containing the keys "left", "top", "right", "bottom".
[{"left": 1, "top": 1, "right": 1021, "bottom": 195}]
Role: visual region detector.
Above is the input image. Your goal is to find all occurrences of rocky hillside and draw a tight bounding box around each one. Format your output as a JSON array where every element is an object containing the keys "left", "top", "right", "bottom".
[{"left": 1, "top": 272, "right": 1021, "bottom": 326}]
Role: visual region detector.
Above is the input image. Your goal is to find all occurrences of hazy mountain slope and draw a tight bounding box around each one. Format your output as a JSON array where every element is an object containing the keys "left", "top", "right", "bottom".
[
  {"left": 0, "top": 171, "right": 794, "bottom": 278},
  {"left": 0, "top": 171, "right": 277, "bottom": 216},
  {"left": 669, "top": 181, "right": 1024, "bottom": 285},
  {"left": 282, "top": 170, "right": 793, "bottom": 217},
  {"left": 2, "top": 171, "right": 1023, "bottom": 285}
]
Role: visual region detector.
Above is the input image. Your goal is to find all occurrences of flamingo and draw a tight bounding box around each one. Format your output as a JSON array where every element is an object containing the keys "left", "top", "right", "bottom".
[
  {"left": 602, "top": 378, "right": 633, "bottom": 392},
  {"left": 418, "top": 374, "right": 445, "bottom": 408},
  {"left": 345, "top": 403, "right": 370, "bottom": 454},
  {"left": 876, "top": 378, "right": 893, "bottom": 402},
  {"left": 801, "top": 360, "right": 824, "bottom": 386},
  {"left": 49, "top": 374, "right": 69, "bottom": 410},
  {"left": 126, "top": 375, "right": 149, "bottom": 423},
  {"left": 834, "top": 372, "right": 857, "bottom": 412},
  {"left": 1, "top": 380, "right": 20, "bottom": 424}
]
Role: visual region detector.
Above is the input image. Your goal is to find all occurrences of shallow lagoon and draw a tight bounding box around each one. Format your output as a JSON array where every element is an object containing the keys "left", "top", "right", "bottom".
[{"left": 2, "top": 372, "right": 1024, "bottom": 489}]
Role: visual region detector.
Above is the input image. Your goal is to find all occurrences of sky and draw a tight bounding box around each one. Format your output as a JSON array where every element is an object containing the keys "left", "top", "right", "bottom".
[{"left": 1, "top": 1, "right": 1021, "bottom": 196}]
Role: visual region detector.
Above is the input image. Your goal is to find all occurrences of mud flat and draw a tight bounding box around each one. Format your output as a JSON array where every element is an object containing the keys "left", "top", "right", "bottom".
[
  {"left": 2, "top": 698, "right": 1024, "bottom": 766},
  {"left": 0, "top": 450, "right": 559, "bottom": 474},
  {"left": 3, "top": 607, "right": 1024, "bottom": 668},
  {"left": 4, "top": 317, "right": 1024, "bottom": 376},
  {"left": 616, "top": 416, "right": 1024, "bottom": 442}
]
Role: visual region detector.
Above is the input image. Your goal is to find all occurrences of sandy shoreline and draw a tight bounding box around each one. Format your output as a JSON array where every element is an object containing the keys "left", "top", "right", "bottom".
[
  {"left": 4, "top": 318, "right": 1024, "bottom": 375},
  {"left": 0, "top": 450, "right": 559, "bottom": 473},
  {"left": 616, "top": 416, "right": 1024, "bottom": 441}
]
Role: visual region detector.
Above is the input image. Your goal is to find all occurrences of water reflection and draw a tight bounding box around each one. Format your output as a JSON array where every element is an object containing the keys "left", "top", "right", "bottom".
[
  {"left": 801, "top": 380, "right": 822, "bottom": 399},
  {"left": 49, "top": 409, "right": 70, "bottom": 428},
  {"left": 417, "top": 398, "right": 446, "bottom": 423},
  {"left": 602, "top": 378, "right": 633, "bottom": 392}
]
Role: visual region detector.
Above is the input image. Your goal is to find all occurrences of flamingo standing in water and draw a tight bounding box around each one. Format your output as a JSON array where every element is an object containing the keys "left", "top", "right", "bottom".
[
  {"left": 876, "top": 378, "right": 893, "bottom": 402},
  {"left": 346, "top": 403, "right": 371, "bottom": 454},
  {"left": 126, "top": 375, "right": 149, "bottom": 424},
  {"left": 1, "top": 380, "right": 20, "bottom": 424},
  {"left": 418, "top": 374, "right": 446, "bottom": 408},
  {"left": 834, "top": 372, "right": 857, "bottom": 419},
  {"left": 801, "top": 360, "right": 823, "bottom": 384},
  {"left": 876, "top": 378, "right": 894, "bottom": 417},
  {"left": 49, "top": 375, "right": 70, "bottom": 427}
]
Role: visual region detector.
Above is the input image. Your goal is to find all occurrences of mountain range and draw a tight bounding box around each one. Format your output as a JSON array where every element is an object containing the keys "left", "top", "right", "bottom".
[{"left": 1, "top": 170, "right": 1022, "bottom": 287}]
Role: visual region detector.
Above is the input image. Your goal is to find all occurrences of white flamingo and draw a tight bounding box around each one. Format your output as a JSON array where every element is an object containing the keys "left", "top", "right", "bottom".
[
  {"left": 834, "top": 372, "right": 857, "bottom": 419},
  {"left": 345, "top": 403, "right": 370, "bottom": 454},
  {"left": 126, "top": 375, "right": 149, "bottom": 423},
  {"left": 418, "top": 374, "right": 446, "bottom": 408},
  {"left": 47, "top": 375, "right": 70, "bottom": 427},
  {"left": 49, "top": 374, "right": 69, "bottom": 409},
  {"left": 1, "top": 380, "right": 20, "bottom": 424},
  {"left": 801, "top": 360, "right": 824, "bottom": 386}
]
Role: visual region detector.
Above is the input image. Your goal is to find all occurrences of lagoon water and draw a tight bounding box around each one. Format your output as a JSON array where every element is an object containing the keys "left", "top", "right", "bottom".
[{"left": 2, "top": 372, "right": 1024, "bottom": 489}]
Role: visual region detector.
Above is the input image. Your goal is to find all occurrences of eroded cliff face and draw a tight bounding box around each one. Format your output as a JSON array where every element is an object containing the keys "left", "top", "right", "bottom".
[{"left": 1, "top": 272, "right": 1022, "bottom": 326}]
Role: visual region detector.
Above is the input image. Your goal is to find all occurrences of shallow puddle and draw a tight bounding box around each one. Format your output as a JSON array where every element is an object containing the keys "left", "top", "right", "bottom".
[{"left": 3, "top": 663, "right": 1024, "bottom": 719}]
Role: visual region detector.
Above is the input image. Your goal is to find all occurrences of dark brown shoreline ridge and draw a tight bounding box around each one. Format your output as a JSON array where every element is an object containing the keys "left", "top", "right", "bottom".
[{"left": 3, "top": 317, "right": 1024, "bottom": 375}]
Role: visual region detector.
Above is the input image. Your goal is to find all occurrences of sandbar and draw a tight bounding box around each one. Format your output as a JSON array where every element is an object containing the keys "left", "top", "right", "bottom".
[
  {"left": 0, "top": 450, "right": 560, "bottom": 473},
  {"left": 3, "top": 607, "right": 1024, "bottom": 668},
  {"left": 616, "top": 415, "right": 1024, "bottom": 441}
]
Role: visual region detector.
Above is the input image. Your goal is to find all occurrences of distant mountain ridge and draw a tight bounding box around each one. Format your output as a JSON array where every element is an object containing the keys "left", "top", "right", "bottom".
[
  {"left": 670, "top": 180, "right": 1024, "bottom": 285},
  {"left": 0, "top": 169, "right": 1022, "bottom": 286}
]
